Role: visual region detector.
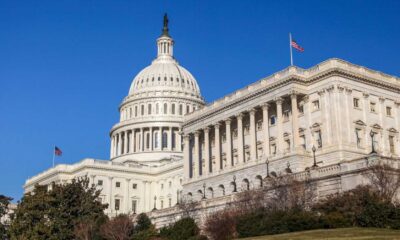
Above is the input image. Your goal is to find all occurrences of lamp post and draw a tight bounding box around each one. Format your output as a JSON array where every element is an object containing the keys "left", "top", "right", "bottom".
[
  {"left": 312, "top": 145, "right": 318, "bottom": 168},
  {"left": 370, "top": 130, "right": 376, "bottom": 154},
  {"left": 265, "top": 158, "right": 270, "bottom": 178},
  {"left": 202, "top": 183, "right": 206, "bottom": 199},
  {"left": 233, "top": 175, "right": 237, "bottom": 192}
]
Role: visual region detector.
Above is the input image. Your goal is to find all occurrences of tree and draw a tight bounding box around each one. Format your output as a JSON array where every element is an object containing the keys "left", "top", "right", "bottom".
[
  {"left": 367, "top": 163, "right": 400, "bottom": 203},
  {"left": 9, "top": 177, "right": 108, "bottom": 240},
  {"left": 134, "top": 213, "right": 152, "bottom": 233},
  {"left": 0, "top": 194, "right": 13, "bottom": 239},
  {"left": 100, "top": 214, "right": 134, "bottom": 240}
]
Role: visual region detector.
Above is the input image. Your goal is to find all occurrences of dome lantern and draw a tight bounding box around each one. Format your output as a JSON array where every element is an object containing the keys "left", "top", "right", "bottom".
[{"left": 157, "top": 13, "right": 174, "bottom": 59}]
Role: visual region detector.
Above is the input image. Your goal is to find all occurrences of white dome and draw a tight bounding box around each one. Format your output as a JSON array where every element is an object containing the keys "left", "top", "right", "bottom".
[{"left": 128, "top": 58, "right": 202, "bottom": 97}]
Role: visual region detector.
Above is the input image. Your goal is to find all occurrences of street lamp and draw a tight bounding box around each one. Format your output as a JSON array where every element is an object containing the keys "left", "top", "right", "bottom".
[
  {"left": 233, "top": 175, "right": 237, "bottom": 192},
  {"left": 370, "top": 130, "right": 376, "bottom": 154},
  {"left": 202, "top": 183, "right": 206, "bottom": 199},
  {"left": 312, "top": 145, "right": 318, "bottom": 168},
  {"left": 265, "top": 158, "right": 270, "bottom": 178}
]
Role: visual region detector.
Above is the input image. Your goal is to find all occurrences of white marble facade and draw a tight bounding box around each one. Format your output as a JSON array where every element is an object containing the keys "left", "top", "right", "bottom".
[{"left": 181, "top": 59, "right": 400, "bottom": 201}]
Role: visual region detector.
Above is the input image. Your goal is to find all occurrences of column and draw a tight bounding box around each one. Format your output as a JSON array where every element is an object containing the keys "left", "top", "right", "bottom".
[
  {"left": 149, "top": 127, "right": 153, "bottom": 151},
  {"left": 249, "top": 109, "right": 257, "bottom": 161},
  {"left": 140, "top": 128, "right": 144, "bottom": 151},
  {"left": 345, "top": 88, "right": 353, "bottom": 145},
  {"left": 124, "top": 131, "right": 128, "bottom": 154},
  {"left": 110, "top": 136, "right": 114, "bottom": 158},
  {"left": 204, "top": 127, "right": 210, "bottom": 175},
  {"left": 262, "top": 103, "right": 270, "bottom": 157},
  {"left": 290, "top": 93, "right": 300, "bottom": 151},
  {"left": 362, "top": 93, "right": 370, "bottom": 150},
  {"left": 276, "top": 98, "right": 284, "bottom": 154},
  {"left": 131, "top": 130, "right": 135, "bottom": 153},
  {"left": 225, "top": 119, "right": 233, "bottom": 166},
  {"left": 237, "top": 113, "right": 245, "bottom": 163},
  {"left": 177, "top": 130, "right": 182, "bottom": 152},
  {"left": 379, "top": 97, "right": 386, "bottom": 153},
  {"left": 108, "top": 177, "right": 114, "bottom": 213},
  {"left": 396, "top": 102, "right": 400, "bottom": 155},
  {"left": 117, "top": 133, "right": 122, "bottom": 156},
  {"left": 194, "top": 131, "right": 200, "bottom": 177},
  {"left": 214, "top": 123, "right": 222, "bottom": 171},
  {"left": 159, "top": 127, "right": 163, "bottom": 150},
  {"left": 183, "top": 135, "right": 191, "bottom": 179},
  {"left": 125, "top": 179, "right": 131, "bottom": 213},
  {"left": 168, "top": 127, "right": 173, "bottom": 151}
]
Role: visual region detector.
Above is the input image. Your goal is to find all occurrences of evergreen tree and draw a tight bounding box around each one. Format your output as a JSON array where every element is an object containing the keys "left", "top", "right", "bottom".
[
  {"left": 9, "top": 177, "right": 108, "bottom": 240},
  {"left": 0, "top": 194, "right": 13, "bottom": 239}
]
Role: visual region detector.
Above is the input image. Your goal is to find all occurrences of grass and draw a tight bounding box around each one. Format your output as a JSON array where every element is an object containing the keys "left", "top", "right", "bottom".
[{"left": 241, "top": 227, "right": 400, "bottom": 240}]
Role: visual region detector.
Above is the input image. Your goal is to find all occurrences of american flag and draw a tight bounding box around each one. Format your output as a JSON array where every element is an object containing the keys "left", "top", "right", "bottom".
[
  {"left": 291, "top": 39, "right": 304, "bottom": 52},
  {"left": 54, "top": 146, "right": 62, "bottom": 156}
]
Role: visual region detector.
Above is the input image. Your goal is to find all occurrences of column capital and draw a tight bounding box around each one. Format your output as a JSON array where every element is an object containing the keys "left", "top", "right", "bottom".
[
  {"left": 249, "top": 108, "right": 257, "bottom": 115},
  {"left": 275, "top": 97, "right": 284, "bottom": 105},
  {"left": 261, "top": 102, "right": 270, "bottom": 110},
  {"left": 290, "top": 90, "right": 299, "bottom": 98},
  {"left": 379, "top": 96, "right": 385, "bottom": 103},
  {"left": 203, "top": 127, "right": 210, "bottom": 133},
  {"left": 225, "top": 118, "right": 232, "bottom": 125},
  {"left": 194, "top": 131, "right": 200, "bottom": 137},
  {"left": 363, "top": 92, "right": 370, "bottom": 98},
  {"left": 317, "top": 89, "right": 326, "bottom": 96},
  {"left": 183, "top": 134, "right": 190, "bottom": 140},
  {"left": 214, "top": 122, "right": 221, "bottom": 128},
  {"left": 236, "top": 112, "right": 244, "bottom": 119}
]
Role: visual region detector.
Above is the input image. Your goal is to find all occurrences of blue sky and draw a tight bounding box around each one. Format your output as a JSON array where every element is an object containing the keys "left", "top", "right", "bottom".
[{"left": 1, "top": 0, "right": 399, "bottom": 201}]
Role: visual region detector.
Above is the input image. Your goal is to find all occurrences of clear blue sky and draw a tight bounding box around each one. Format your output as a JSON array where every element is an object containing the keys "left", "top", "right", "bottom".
[{"left": 1, "top": 0, "right": 399, "bottom": 201}]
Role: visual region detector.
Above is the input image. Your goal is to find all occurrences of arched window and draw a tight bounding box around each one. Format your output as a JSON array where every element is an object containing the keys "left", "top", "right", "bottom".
[
  {"left": 146, "top": 133, "right": 150, "bottom": 149},
  {"left": 164, "top": 103, "right": 168, "bottom": 114},
  {"left": 172, "top": 104, "right": 175, "bottom": 114},
  {"left": 148, "top": 104, "right": 152, "bottom": 115},
  {"left": 162, "top": 132, "right": 168, "bottom": 148},
  {"left": 179, "top": 104, "right": 183, "bottom": 115},
  {"left": 141, "top": 105, "right": 144, "bottom": 116},
  {"left": 155, "top": 132, "right": 159, "bottom": 148},
  {"left": 156, "top": 103, "right": 159, "bottom": 114},
  {"left": 129, "top": 108, "right": 132, "bottom": 118},
  {"left": 135, "top": 106, "right": 138, "bottom": 117},
  {"left": 186, "top": 105, "right": 190, "bottom": 114}
]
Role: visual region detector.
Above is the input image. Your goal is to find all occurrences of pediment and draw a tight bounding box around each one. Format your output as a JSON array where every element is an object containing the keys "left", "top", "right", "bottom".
[
  {"left": 371, "top": 124, "right": 382, "bottom": 129},
  {"left": 388, "top": 128, "right": 398, "bottom": 133},
  {"left": 354, "top": 120, "right": 366, "bottom": 126},
  {"left": 311, "top": 122, "right": 321, "bottom": 129}
]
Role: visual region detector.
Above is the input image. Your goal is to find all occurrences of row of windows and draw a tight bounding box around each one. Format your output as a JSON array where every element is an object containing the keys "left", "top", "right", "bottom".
[
  {"left": 121, "top": 103, "right": 198, "bottom": 120},
  {"left": 353, "top": 98, "right": 394, "bottom": 116},
  {"left": 355, "top": 129, "right": 397, "bottom": 154},
  {"left": 134, "top": 76, "right": 196, "bottom": 90},
  {"left": 97, "top": 180, "right": 137, "bottom": 189}
]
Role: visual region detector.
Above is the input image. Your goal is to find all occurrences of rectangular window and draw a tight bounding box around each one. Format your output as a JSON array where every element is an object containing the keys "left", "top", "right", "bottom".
[
  {"left": 316, "top": 130, "right": 322, "bottom": 148},
  {"left": 270, "top": 116, "right": 276, "bottom": 125},
  {"left": 97, "top": 180, "right": 103, "bottom": 186},
  {"left": 300, "top": 135, "right": 306, "bottom": 150},
  {"left": 116, "top": 182, "right": 120, "bottom": 188},
  {"left": 115, "top": 199, "right": 120, "bottom": 211},
  {"left": 312, "top": 100, "right": 320, "bottom": 110},
  {"left": 270, "top": 143, "right": 277, "bottom": 155},
  {"left": 132, "top": 200, "right": 137, "bottom": 214},
  {"left": 257, "top": 121, "right": 263, "bottom": 131},
  {"left": 353, "top": 98, "right": 360, "bottom": 108},
  {"left": 355, "top": 128, "right": 362, "bottom": 147},
  {"left": 389, "top": 136, "right": 395, "bottom": 154},
  {"left": 298, "top": 105, "right": 304, "bottom": 114},
  {"left": 386, "top": 106, "right": 392, "bottom": 116},
  {"left": 370, "top": 102, "right": 376, "bottom": 112},
  {"left": 285, "top": 139, "right": 291, "bottom": 152},
  {"left": 132, "top": 183, "right": 137, "bottom": 189}
]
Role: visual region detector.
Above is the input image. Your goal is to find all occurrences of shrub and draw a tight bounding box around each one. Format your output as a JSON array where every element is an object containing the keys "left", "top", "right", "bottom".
[
  {"left": 135, "top": 213, "right": 152, "bottom": 233},
  {"left": 204, "top": 210, "right": 236, "bottom": 240},
  {"left": 159, "top": 217, "right": 201, "bottom": 240}
]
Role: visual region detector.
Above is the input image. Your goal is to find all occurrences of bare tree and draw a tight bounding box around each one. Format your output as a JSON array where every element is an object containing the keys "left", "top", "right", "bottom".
[
  {"left": 100, "top": 214, "right": 134, "bottom": 240},
  {"left": 177, "top": 198, "right": 198, "bottom": 218},
  {"left": 367, "top": 163, "right": 400, "bottom": 203},
  {"left": 74, "top": 222, "right": 94, "bottom": 240},
  {"left": 232, "top": 188, "right": 266, "bottom": 214}
]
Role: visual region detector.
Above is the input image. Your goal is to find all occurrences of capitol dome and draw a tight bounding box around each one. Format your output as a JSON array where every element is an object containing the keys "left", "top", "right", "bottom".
[{"left": 109, "top": 14, "right": 205, "bottom": 164}]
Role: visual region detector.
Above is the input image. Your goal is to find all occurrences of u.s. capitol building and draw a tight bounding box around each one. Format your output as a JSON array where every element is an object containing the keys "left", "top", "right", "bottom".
[{"left": 25, "top": 16, "right": 400, "bottom": 222}]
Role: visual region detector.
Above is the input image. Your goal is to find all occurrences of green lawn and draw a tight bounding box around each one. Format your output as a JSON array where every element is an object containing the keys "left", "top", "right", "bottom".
[{"left": 241, "top": 228, "right": 400, "bottom": 240}]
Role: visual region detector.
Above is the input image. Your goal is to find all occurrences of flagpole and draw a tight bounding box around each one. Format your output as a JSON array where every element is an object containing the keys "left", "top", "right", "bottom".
[
  {"left": 52, "top": 145, "right": 55, "bottom": 168},
  {"left": 289, "top": 33, "right": 293, "bottom": 66}
]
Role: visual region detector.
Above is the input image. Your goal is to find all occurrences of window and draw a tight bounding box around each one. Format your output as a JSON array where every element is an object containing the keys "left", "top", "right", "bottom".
[
  {"left": 298, "top": 105, "right": 304, "bottom": 114},
  {"left": 186, "top": 105, "right": 190, "bottom": 114},
  {"left": 283, "top": 110, "right": 290, "bottom": 121},
  {"left": 270, "top": 115, "right": 276, "bottom": 125},
  {"left": 285, "top": 139, "right": 291, "bottom": 152},
  {"left": 161, "top": 200, "right": 164, "bottom": 209},
  {"left": 155, "top": 132, "right": 159, "bottom": 148},
  {"left": 315, "top": 130, "right": 322, "bottom": 148},
  {"left": 115, "top": 199, "right": 120, "bottom": 211},
  {"left": 370, "top": 102, "right": 376, "bottom": 112},
  {"left": 97, "top": 180, "right": 103, "bottom": 186},
  {"left": 148, "top": 104, "right": 152, "bottom": 115},
  {"left": 162, "top": 132, "right": 168, "bottom": 148},
  {"left": 179, "top": 104, "right": 183, "bottom": 115},
  {"left": 116, "top": 182, "right": 120, "bottom": 188},
  {"left": 270, "top": 143, "right": 277, "bottom": 155},
  {"left": 161, "top": 184, "right": 164, "bottom": 190},
  {"left": 132, "top": 183, "right": 137, "bottom": 189},
  {"left": 300, "top": 135, "right": 306, "bottom": 149},
  {"left": 156, "top": 103, "right": 159, "bottom": 114},
  {"left": 389, "top": 136, "right": 395, "bottom": 154},
  {"left": 169, "top": 181, "right": 172, "bottom": 187},
  {"left": 135, "top": 106, "right": 138, "bottom": 117},
  {"left": 172, "top": 104, "right": 175, "bottom": 114},
  {"left": 132, "top": 200, "right": 137, "bottom": 214},
  {"left": 386, "top": 106, "right": 392, "bottom": 116},
  {"left": 312, "top": 100, "right": 320, "bottom": 110},
  {"left": 353, "top": 98, "right": 360, "bottom": 108},
  {"left": 129, "top": 108, "right": 132, "bottom": 118},
  {"left": 164, "top": 103, "right": 168, "bottom": 114},
  {"left": 355, "top": 128, "right": 362, "bottom": 147},
  {"left": 169, "top": 198, "right": 172, "bottom": 207},
  {"left": 257, "top": 121, "right": 263, "bottom": 131},
  {"left": 141, "top": 105, "right": 144, "bottom": 115},
  {"left": 146, "top": 133, "right": 150, "bottom": 149},
  {"left": 172, "top": 132, "right": 176, "bottom": 149}
]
